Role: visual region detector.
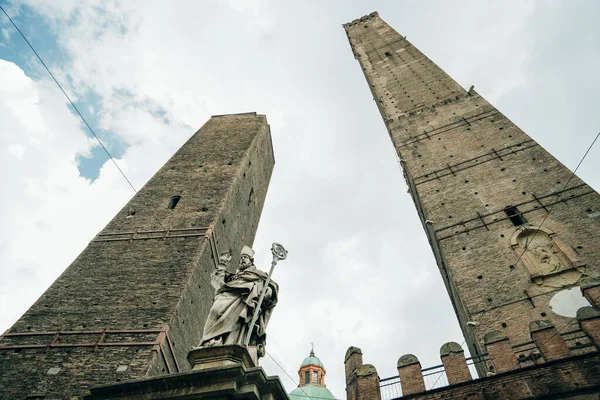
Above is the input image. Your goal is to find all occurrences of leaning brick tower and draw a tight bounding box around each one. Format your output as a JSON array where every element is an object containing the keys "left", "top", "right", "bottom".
[
  {"left": 0, "top": 113, "right": 275, "bottom": 398},
  {"left": 344, "top": 12, "right": 600, "bottom": 377}
]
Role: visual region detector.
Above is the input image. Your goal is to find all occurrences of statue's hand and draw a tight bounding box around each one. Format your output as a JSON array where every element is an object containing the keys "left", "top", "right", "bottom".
[
  {"left": 257, "top": 343, "right": 266, "bottom": 358},
  {"left": 264, "top": 286, "right": 273, "bottom": 300},
  {"left": 218, "top": 252, "right": 232, "bottom": 266}
]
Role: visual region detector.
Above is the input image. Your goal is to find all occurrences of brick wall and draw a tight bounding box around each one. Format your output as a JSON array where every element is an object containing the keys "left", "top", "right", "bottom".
[
  {"left": 0, "top": 113, "right": 275, "bottom": 398},
  {"left": 396, "top": 352, "right": 600, "bottom": 400},
  {"left": 344, "top": 12, "right": 600, "bottom": 376},
  {"left": 345, "top": 346, "right": 381, "bottom": 400}
]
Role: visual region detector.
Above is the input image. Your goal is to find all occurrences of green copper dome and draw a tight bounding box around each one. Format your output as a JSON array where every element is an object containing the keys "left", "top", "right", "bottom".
[
  {"left": 301, "top": 354, "right": 324, "bottom": 368},
  {"left": 289, "top": 384, "right": 336, "bottom": 400}
]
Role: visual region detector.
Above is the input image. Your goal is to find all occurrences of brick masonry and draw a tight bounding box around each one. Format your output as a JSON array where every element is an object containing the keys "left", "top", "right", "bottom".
[
  {"left": 344, "top": 12, "right": 600, "bottom": 376},
  {"left": 396, "top": 355, "right": 425, "bottom": 396},
  {"left": 396, "top": 352, "right": 600, "bottom": 400},
  {"left": 345, "top": 347, "right": 382, "bottom": 400},
  {"left": 0, "top": 113, "right": 275, "bottom": 398},
  {"left": 440, "top": 342, "right": 472, "bottom": 385}
]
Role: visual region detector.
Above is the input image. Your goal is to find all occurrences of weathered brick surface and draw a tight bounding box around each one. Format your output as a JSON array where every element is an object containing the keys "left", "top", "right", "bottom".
[
  {"left": 398, "top": 363, "right": 425, "bottom": 396},
  {"left": 353, "top": 365, "right": 382, "bottom": 400},
  {"left": 483, "top": 332, "right": 518, "bottom": 373},
  {"left": 441, "top": 354, "right": 471, "bottom": 385},
  {"left": 395, "top": 352, "right": 600, "bottom": 400},
  {"left": 580, "top": 319, "right": 600, "bottom": 349},
  {"left": 345, "top": 347, "right": 364, "bottom": 386},
  {"left": 344, "top": 12, "right": 600, "bottom": 375},
  {"left": 345, "top": 347, "right": 382, "bottom": 400},
  {"left": 582, "top": 281, "right": 600, "bottom": 307},
  {"left": 0, "top": 113, "right": 275, "bottom": 398},
  {"left": 530, "top": 321, "right": 572, "bottom": 361}
]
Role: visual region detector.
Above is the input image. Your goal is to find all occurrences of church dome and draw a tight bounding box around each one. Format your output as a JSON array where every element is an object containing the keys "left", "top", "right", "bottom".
[
  {"left": 301, "top": 354, "right": 324, "bottom": 368},
  {"left": 289, "top": 347, "right": 337, "bottom": 400}
]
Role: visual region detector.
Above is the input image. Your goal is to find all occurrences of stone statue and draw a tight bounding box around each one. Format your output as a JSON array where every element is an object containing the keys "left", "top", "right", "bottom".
[{"left": 200, "top": 245, "right": 280, "bottom": 357}]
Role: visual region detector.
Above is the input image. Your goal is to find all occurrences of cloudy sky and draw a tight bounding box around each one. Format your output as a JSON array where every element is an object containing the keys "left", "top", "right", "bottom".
[{"left": 1, "top": 0, "right": 599, "bottom": 397}]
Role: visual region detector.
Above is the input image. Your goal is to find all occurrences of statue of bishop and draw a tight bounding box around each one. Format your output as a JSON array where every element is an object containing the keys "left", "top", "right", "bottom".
[{"left": 200, "top": 246, "right": 279, "bottom": 357}]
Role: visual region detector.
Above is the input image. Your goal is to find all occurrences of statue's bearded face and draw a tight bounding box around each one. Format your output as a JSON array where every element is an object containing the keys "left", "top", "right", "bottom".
[{"left": 239, "top": 254, "right": 253, "bottom": 270}]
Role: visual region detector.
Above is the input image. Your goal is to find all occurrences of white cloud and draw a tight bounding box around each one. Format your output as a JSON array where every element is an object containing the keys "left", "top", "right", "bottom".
[{"left": 1, "top": 1, "right": 599, "bottom": 398}]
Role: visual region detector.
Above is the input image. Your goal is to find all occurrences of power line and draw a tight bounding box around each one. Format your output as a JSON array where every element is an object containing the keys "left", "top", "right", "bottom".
[
  {"left": 537, "top": 291, "right": 600, "bottom": 350},
  {"left": 487, "top": 131, "right": 600, "bottom": 308},
  {"left": 0, "top": 5, "right": 168, "bottom": 232},
  {"left": 430, "top": 130, "right": 600, "bottom": 389},
  {"left": 266, "top": 350, "right": 341, "bottom": 400},
  {"left": 1, "top": 5, "right": 136, "bottom": 193}
]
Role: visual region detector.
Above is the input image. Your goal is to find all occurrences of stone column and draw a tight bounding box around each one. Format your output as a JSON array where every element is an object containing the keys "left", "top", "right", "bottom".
[
  {"left": 440, "top": 342, "right": 471, "bottom": 384},
  {"left": 529, "top": 320, "right": 571, "bottom": 361},
  {"left": 484, "top": 331, "right": 518, "bottom": 373},
  {"left": 397, "top": 354, "right": 425, "bottom": 395}
]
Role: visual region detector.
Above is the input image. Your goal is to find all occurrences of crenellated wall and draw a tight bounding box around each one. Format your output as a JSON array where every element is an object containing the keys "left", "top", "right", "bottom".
[{"left": 346, "top": 280, "right": 600, "bottom": 399}]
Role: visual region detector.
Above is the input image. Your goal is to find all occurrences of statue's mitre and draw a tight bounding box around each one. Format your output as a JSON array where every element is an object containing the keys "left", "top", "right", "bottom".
[{"left": 240, "top": 245, "right": 255, "bottom": 258}]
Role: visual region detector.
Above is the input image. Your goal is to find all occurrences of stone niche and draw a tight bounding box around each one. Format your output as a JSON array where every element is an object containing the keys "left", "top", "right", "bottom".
[{"left": 511, "top": 226, "right": 586, "bottom": 291}]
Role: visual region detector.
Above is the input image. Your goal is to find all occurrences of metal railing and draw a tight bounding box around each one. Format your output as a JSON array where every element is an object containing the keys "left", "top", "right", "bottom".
[
  {"left": 379, "top": 355, "right": 487, "bottom": 400},
  {"left": 379, "top": 328, "right": 597, "bottom": 399},
  {"left": 379, "top": 375, "right": 402, "bottom": 400}
]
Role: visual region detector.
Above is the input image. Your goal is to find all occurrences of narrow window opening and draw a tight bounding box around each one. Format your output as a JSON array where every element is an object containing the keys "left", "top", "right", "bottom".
[
  {"left": 168, "top": 196, "right": 182, "bottom": 209},
  {"left": 312, "top": 371, "right": 318, "bottom": 384},
  {"left": 504, "top": 206, "right": 527, "bottom": 226},
  {"left": 305, "top": 371, "right": 310, "bottom": 385},
  {"left": 248, "top": 188, "right": 254, "bottom": 206}
]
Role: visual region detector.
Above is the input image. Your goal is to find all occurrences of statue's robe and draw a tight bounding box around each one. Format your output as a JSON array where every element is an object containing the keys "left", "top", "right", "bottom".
[{"left": 200, "top": 266, "right": 279, "bottom": 348}]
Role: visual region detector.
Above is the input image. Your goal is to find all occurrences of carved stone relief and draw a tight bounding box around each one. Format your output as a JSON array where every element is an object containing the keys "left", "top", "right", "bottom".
[{"left": 511, "top": 226, "right": 586, "bottom": 292}]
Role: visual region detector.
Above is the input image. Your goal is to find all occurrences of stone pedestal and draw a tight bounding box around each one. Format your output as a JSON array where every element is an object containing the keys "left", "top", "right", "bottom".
[
  {"left": 85, "top": 345, "right": 288, "bottom": 400},
  {"left": 188, "top": 344, "right": 259, "bottom": 371}
]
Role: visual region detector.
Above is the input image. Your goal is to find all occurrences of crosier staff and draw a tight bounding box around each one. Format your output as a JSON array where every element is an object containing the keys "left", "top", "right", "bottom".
[{"left": 244, "top": 243, "right": 288, "bottom": 347}]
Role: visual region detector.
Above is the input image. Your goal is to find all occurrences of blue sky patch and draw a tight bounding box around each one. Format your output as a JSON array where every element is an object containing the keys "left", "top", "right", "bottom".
[{"left": 0, "top": 1, "right": 127, "bottom": 181}]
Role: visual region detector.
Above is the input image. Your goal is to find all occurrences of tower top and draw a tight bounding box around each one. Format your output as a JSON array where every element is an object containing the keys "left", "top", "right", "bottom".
[
  {"left": 342, "top": 11, "right": 379, "bottom": 27},
  {"left": 301, "top": 348, "right": 324, "bottom": 369},
  {"left": 289, "top": 347, "right": 336, "bottom": 399}
]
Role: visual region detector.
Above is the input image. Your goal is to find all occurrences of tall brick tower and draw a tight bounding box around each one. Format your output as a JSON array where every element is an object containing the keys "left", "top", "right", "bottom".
[
  {"left": 0, "top": 113, "right": 275, "bottom": 398},
  {"left": 344, "top": 12, "right": 600, "bottom": 375}
]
